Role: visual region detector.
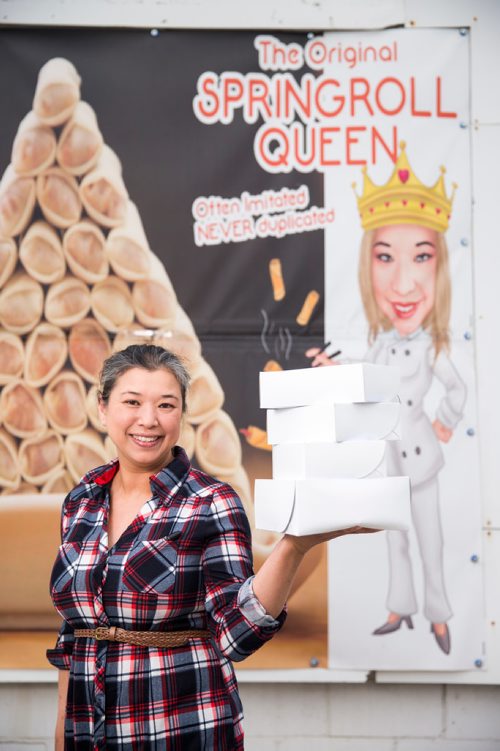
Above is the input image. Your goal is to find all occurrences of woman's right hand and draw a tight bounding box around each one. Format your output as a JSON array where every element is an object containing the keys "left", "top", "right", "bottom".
[
  {"left": 305, "top": 347, "right": 335, "bottom": 368},
  {"left": 55, "top": 728, "right": 64, "bottom": 751},
  {"left": 54, "top": 669, "right": 69, "bottom": 750}
]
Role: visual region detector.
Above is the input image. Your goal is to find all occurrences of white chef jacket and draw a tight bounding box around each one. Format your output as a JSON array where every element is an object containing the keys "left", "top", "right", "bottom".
[{"left": 365, "top": 328, "right": 466, "bottom": 488}]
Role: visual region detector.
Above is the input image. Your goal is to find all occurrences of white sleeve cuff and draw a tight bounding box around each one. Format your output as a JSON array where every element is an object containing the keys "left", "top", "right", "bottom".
[{"left": 237, "top": 576, "right": 280, "bottom": 628}]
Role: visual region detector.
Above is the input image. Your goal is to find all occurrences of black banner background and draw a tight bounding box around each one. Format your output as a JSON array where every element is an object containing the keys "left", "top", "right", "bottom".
[{"left": 0, "top": 28, "right": 324, "bottom": 430}]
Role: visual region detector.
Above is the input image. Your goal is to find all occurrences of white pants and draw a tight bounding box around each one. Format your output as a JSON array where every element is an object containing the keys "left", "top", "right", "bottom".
[{"left": 385, "top": 477, "right": 452, "bottom": 623}]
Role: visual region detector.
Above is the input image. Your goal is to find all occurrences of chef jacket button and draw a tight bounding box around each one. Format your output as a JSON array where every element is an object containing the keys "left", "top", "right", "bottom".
[
  {"left": 402, "top": 451, "right": 407, "bottom": 458},
  {"left": 391, "top": 348, "right": 396, "bottom": 354},
  {"left": 415, "top": 446, "right": 421, "bottom": 455},
  {"left": 407, "top": 399, "right": 413, "bottom": 406},
  {"left": 405, "top": 349, "right": 411, "bottom": 356}
]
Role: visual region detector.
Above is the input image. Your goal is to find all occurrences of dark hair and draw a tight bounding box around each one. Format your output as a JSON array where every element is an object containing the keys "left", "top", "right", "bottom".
[{"left": 98, "top": 344, "right": 190, "bottom": 412}]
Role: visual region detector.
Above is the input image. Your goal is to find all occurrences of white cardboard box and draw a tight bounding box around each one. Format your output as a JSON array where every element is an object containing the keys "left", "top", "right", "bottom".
[
  {"left": 259, "top": 363, "right": 400, "bottom": 409},
  {"left": 272, "top": 441, "right": 388, "bottom": 479},
  {"left": 254, "top": 477, "right": 411, "bottom": 534},
  {"left": 266, "top": 401, "right": 401, "bottom": 444}
]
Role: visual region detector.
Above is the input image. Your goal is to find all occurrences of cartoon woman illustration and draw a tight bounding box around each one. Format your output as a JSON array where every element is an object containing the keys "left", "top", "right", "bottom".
[{"left": 309, "top": 142, "right": 466, "bottom": 654}]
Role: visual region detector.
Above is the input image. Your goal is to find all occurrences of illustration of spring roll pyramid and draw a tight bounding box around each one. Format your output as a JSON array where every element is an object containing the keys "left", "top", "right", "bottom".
[{"left": 0, "top": 57, "right": 277, "bottom": 567}]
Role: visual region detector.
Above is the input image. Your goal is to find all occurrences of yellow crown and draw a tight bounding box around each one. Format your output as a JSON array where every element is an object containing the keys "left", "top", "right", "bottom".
[{"left": 353, "top": 141, "right": 457, "bottom": 232}]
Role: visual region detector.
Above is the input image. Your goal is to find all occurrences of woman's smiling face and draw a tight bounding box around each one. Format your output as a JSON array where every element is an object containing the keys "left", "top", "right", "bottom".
[
  {"left": 98, "top": 367, "right": 183, "bottom": 475},
  {"left": 371, "top": 223, "right": 438, "bottom": 336}
]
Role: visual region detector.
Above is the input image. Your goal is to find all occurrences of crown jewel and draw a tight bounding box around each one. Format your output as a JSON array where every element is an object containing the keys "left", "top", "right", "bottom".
[{"left": 353, "top": 141, "right": 457, "bottom": 232}]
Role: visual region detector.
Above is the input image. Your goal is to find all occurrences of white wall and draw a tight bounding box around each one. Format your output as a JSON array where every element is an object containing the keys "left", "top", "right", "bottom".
[
  {"left": 1, "top": 0, "right": 499, "bottom": 747},
  {"left": 1, "top": 682, "right": 500, "bottom": 750}
]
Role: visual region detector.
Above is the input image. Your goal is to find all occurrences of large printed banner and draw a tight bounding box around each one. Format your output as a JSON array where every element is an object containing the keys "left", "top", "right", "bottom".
[
  {"left": 0, "top": 27, "right": 483, "bottom": 672},
  {"left": 0, "top": 29, "right": 326, "bottom": 670},
  {"left": 318, "top": 29, "right": 483, "bottom": 670}
]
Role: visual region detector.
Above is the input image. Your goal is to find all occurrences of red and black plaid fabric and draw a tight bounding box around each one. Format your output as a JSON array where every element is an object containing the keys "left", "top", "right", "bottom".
[{"left": 47, "top": 447, "right": 285, "bottom": 750}]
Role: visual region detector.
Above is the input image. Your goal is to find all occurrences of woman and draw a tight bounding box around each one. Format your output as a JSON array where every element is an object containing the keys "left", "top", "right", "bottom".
[
  {"left": 48, "top": 343, "right": 373, "bottom": 749},
  {"left": 309, "top": 217, "right": 466, "bottom": 655}
]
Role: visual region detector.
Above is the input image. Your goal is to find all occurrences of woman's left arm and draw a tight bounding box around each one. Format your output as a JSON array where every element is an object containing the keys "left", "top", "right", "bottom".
[
  {"left": 202, "top": 483, "right": 285, "bottom": 662},
  {"left": 202, "top": 484, "right": 377, "bottom": 658}
]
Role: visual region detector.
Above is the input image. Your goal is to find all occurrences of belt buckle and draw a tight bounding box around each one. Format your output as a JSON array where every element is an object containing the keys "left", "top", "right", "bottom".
[{"left": 95, "top": 627, "right": 109, "bottom": 640}]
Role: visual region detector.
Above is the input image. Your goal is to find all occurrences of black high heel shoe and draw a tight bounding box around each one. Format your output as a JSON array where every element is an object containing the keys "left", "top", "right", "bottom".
[
  {"left": 430, "top": 623, "right": 450, "bottom": 654},
  {"left": 373, "top": 615, "right": 414, "bottom": 635}
]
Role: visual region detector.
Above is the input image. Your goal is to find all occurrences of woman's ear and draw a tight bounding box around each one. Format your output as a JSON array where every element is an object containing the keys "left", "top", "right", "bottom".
[{"left": 97, "top": 398, "right": 107, "bottom": 427}]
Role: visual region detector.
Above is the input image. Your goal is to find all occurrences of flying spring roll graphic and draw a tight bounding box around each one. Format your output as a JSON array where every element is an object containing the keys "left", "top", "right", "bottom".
[
  {"left": 269, "top": 257, "right": 286, "bottom": 301},
  {"left": 0, "top": 57, "right": 281, "bottom": 577},
  {"left": 296, "top": 289, "right": 320, "bottom": 326},
  {"left": 263, "top": 359, "right": 282, "bottom": 372},
  {"left": 239, "top": 425, "right": 272, "bottom": 452}
]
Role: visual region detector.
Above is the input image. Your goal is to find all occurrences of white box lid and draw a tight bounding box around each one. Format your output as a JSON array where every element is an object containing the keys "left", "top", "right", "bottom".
[
  {"left": 266, "top": 401, "right": 401, "bottom": 444},
  {"left": 272, "top": 441, "right": 388, "bottom": 479},
  {"left": 259, "top": 363, "right": 400, "bottom": 408}
]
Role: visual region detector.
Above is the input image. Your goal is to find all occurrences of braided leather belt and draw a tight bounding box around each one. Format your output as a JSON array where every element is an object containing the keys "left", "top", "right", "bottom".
[{"left": 74, "top": 626, "right": 210, "bottom": 648}]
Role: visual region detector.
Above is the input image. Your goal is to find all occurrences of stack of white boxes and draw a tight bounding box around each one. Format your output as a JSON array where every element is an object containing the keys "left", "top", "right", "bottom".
[{"left": 255, "top": 363, "right": 411, "bottom": 535}]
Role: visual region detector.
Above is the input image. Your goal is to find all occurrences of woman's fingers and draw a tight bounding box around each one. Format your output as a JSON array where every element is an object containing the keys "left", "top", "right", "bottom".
[
  {"left": 285, "top": 526, "right": 382, "bottom": 555},
  {"left": 304, "top": 347, "right": 334, "bottom": 368}
]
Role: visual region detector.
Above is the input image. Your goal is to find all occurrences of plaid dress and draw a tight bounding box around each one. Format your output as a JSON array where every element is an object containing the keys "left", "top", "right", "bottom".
[{"left": 47, "top": 447, "right": 285, "bottom": 750}]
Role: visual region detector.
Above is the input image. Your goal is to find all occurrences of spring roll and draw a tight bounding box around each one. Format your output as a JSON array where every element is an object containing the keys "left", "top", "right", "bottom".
[
  {"left": 24, "top": 323, "right": 67, "bottom": 388},
  {"left": 36, "top": 167, "right": 82, "bottom": 228},
  {"left": 239, "top": 425, "right": 272, "bottom": 452},
  {"left": 106, "top": 201, "right": 152, "bottom": 280},
  {"left": 11, "top": 111, "right": 57, "bottom": 176},
  {"left": 195, "top": 409, "right": 242, "bottom": 476},
  {"left": 0, "top": 165, "right": 36, "bottom": 237},
  {"left": 32, "top": 57, "right": 81, "bottom": 127},
  {"left": 296, "top": 289, "right": 320, "bottom": 326},
  {"left": 269, "top": 258, "right": 286, "bottom": 301},
  {"left": 0, "top": 236, "right": 17, "bottom": 288},
  {"left": 63, "top": 220, "right": 108, "bottom": 283},
  {"left": 20, "top": 221, "right": 66, "bottom": 284},
  {"left": 0, "top": 332, "right": 24, "bottom": 385},
  {"left": 56, "top": 101, "right": 103, "bottom": 175},
  {"left": 80, "top": 145, "right": 128, "bottom": 228},
  {"left": 0, "top": 273, "right": 44, "bottom": 335}
]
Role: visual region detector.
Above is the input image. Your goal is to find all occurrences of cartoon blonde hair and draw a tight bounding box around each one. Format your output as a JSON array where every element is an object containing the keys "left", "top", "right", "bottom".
[{"left": 358, "top": 229, "right": 451, "bottom": 356}]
